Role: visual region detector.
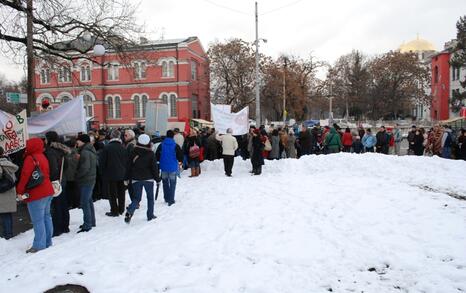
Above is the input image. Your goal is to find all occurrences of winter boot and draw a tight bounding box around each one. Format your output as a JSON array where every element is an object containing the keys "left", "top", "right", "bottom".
[
  {"left": 189, "top": 168, "right": 195, "bottom": 178},
  {"left": 124, "top": 212, "right": 133, "bottom": 224}
]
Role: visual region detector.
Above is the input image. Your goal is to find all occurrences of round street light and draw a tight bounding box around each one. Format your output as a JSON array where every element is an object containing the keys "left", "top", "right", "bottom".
[{"left": 93, "top": 44, "right": 106, "bottom": 56}]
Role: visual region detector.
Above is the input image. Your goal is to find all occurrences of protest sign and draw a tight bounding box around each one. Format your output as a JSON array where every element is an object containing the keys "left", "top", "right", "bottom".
[
  {"left": 0, "top": 110, "right": 28, "bottom": 155},
  {"left": 211, "top": 103, "right": 249, "bottom": 135}
]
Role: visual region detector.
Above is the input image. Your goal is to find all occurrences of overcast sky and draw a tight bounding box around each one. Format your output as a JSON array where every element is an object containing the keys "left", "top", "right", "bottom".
[{"left": 1, "top": 0, "right": 465, "bottom": 82}]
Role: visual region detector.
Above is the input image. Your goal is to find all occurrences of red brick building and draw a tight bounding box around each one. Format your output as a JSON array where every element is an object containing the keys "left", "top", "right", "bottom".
[
  {"left": 430, "top": 51, "right": 451, "bottom": 121},
  {"left": 34, "top": 37, "right": 210, "bottom": 128}
]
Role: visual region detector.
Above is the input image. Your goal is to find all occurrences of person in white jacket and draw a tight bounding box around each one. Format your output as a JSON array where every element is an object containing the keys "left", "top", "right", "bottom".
[{"left": 216, "top": 128, "right": 238, "bottom": 177}]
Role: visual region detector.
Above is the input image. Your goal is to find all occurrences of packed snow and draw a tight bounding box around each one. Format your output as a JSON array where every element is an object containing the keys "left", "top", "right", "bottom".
[{"left": 1, "top": 154, "right": 466, "bottom": 293}]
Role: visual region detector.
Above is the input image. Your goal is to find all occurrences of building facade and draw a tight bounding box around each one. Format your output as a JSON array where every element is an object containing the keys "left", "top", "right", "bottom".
[
  {"left": 33, "top": 37, "right": 210, "bottom": 128},
  {"left": 430, "top": 51, "right": 451, "bottom": 121}
]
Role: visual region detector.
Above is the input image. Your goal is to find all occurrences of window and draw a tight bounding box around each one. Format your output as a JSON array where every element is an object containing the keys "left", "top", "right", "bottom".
[
  {"left": 141, "top": 95, "right": 148, "bottom": 117},
  {"left": 107, "top": 96, "right": 114, "bottom": 118},
  {"left": 108, "top": 64, "right": 119, "bottom": 80},
  {"left": 59, "top": 66, "right": 71, "bottom": 83},
  {"left": 162, "top": 94, "right": 168, "bottom": 104},
  {"left": 134, "top": 62, "right": 146, "bottom": 80},
  {"left": 162, "top": 60, "right": 175, "bottom": 77},
  {"left": 115, "top": 96, "right": 121, "bottom": 118},
  {"left": 81, "top": 65, "right": 91, "bottom": 81},
  {"left": 191, "top": 61, "right": 197, "bottom": 80},
  {"left": 192, "top": 95, "right": 198, "bottom": 118},
  {"left": 61, "top": 96, "right": 71, "bottom": 103},
  {"left": 133, "top": 95, "right": 141, "bottom": 118},
  {"left": 40, "top": 68, "right": 50, "bottom": 84},
  {"left": 434, "top": 66, "right": 439, "bottom": 83},
  {"left": 84, "top": 95, "right": 93, "bottom": 117},
  {"left": 169, "top": 94, "right": 177, "bottom": 117}
]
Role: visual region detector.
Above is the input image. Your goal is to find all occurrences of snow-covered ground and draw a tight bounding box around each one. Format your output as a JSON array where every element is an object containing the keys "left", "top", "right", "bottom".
[{"left": 1, "top": 154, "right": 466, "bottom": 293}]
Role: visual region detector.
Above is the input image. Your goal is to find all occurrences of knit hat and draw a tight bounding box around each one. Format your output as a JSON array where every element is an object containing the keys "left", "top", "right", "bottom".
[
  {"left": 138, "top": 134, "right": 151, "bottom": 146},
  {"left": 77, "top": 134, "right": 90, "bottom": 144}
]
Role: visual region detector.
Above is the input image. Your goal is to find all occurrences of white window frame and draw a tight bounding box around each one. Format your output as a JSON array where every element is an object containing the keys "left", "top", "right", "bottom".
[
  {"left": 141, "top": 94, "right": 148, "bottom": 117},
  {"left": 80, "top": 64, "right": 91, "bottom": 82},
  {"left": 40, "top": 68, "right": 51, "bottom": 84},
  {"left": 133, "top": 61, "right": 147, "bottom": 80},
  {"left": 108, "top": 63, "right": 120, "bottom": 81},
  {"left": 58, "top": 65, "right": 72, "bottom": 83},
  {"left": 114, "top": 96, "right": 121, "bottom": 118},
  {"left": 107, "top": 96, "right": 114, "bottom": 118},
  {"left": 159, "top": 92, "right": 177, "bottom": 117},
  {"left": 83, "top": 94, "right": 94, "bottom": 117},
  {"left": 160, "top": 58, "right": 176, "bottom": 78},
  {"left": 133, "top": 94, "right": 141, "bottom": 118},
  {"left": 191, "top": 61, "right": 197, "bottom": 80}
]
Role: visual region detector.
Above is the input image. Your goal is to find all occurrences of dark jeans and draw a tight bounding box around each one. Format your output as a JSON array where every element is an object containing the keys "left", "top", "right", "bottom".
[
  {"left": 365, "top": 146, "right": 374, "bottom": 152},
  {"left": 343, "top": 146, "right": 352, "bottom": 153},
  {"left": 127, "top": 181, "right": 155, "bottom": 220},
  {"left": 107, "top": 180, "right": 125, "bottom": 215},
  {"left": 0, "top": 213, "right": 13, "bottom": 239},
  {"left": 80, "top": 185, "right": 96, "bottom": 230},
  {"left": 253, "top": 165, "right": 262, "bottom": 175},
  {"left": 51, "top": 182, "right": 70, "bottom": 237},
  {"left": 66, "top": 181, "right": 81, "bottom": 209},
  {"left": 223, "top": 155, "right": 234, "bottom": 176},
  {"left": 161, "top": 172, "right": 177, "bottom": 204}
]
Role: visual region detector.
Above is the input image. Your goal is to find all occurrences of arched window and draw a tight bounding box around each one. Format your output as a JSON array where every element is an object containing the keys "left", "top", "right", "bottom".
[
  {"left": 141, "top": 95, "right": 148, "bottom": 117},
  {"left": 169, "top": 94, "right": 177, "bottom": 117},
  {"left": 162, "top": 94, "right": 168, "bottom": 104},
  {"left": 108, "top": 63, "right": 119, "bottom": 80},
  {"left": 61, "top": 96, "right": 71, "bottom": 103},
  {"left": 107, "top": 96, "right": 114, "bottom": 118},
  {"left": 84, "top": 95, "right": 93, "bottom": 117},
  {"left": 133, "top": 95, "right": 140, "bottom": 118},
  {"left": 133, "top": 61, "right": 146, "bottom": 79},
  {"left": 162, "top": 60, "right": 175, "bottom": 78},
  {"left": 115, "top": 96, "right": 121, "bottom": 118},
  {"left": 162, "top": 61, "right": 168, "bottom": 77},
  {"left": 59, "top": 66, "right": 71, "bottom": 83}
]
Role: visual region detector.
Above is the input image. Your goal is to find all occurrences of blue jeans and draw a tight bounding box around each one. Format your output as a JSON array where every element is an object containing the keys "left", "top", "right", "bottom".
[
  {"left": 0, "top": 213, "right": 13, "bottom": 239},
  {"left": 27, "top": 196, "right": 53, "bottom": 250},
  {"left": 442, "top": 147, "right": 451, "bottom": 159},
  {"left": 161, "top": 172, "right": 177, "bottom": 204},
  {"left": 127, "top": 181, "right": 155, "bottom": 220},
  {"left": 80, "top": 185, "right": 96, "bottom": 230}
]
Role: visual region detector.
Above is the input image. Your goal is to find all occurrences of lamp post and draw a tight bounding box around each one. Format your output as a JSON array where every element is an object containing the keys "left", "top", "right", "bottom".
[
  {"left": 282, "top": 56, "right": 287, "bottom": 124},
  {"left": 254, "top": 2, "right": 267, "bottom": 127}
]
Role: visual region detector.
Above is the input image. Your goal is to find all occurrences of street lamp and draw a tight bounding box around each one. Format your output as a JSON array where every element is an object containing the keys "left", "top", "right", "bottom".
[{"left": 254, "top": 1, "right": 267, "bottom": 127}]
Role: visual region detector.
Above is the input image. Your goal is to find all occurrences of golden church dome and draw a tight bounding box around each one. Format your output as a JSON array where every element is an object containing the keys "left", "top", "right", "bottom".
[{"left": 399, "top": 36, "right": 436, "bottom": 53}]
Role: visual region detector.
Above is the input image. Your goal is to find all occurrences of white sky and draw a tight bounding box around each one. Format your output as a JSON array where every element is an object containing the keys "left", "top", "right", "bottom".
[{"left": 1, "top": 0, "right": 465, "bottom": 82}]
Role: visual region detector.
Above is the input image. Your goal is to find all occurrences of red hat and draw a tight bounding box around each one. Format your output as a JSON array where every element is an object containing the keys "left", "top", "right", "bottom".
[
  {"left": 42, "top": 99, "right": 50, "bottom": 107},
  {"left": 253, "top": 129, "right": 260, "bottom": 134}
]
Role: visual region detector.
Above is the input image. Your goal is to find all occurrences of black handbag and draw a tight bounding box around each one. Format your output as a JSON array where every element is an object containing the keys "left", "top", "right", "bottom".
[
  {"left": 26, "top": 156, "right": 44, "bottom": 190},
  {"left": 0, "top": 171, "right": 15, "bottom": 193}
]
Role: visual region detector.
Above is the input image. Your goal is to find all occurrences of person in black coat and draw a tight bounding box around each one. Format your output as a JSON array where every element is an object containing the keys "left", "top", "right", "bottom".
[
  {"left": 100, "top": 129, "right": 128, "bottom": 216},
  {"left": 458, "top": 129, "right": 466, "bottom": 160},
  {"left": 299, "top": 126, "right": 313, "bottom": 156},
  {"left": 124, "top": 134, "right": 161, "bottom": 223},
  {"left": 413, "top": 130, "right": 425, "bottom": 156},
  {"left": 183, "top": 130, "right": 202, "bottom": 177},
  {"left": 251, "top": 129, "right": 264, "bottom": 175}
]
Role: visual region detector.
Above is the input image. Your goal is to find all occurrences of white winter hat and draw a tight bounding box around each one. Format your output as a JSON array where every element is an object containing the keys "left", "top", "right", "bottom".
[{"left": 138, "top": 134, "right": 151, "bottom": 146}]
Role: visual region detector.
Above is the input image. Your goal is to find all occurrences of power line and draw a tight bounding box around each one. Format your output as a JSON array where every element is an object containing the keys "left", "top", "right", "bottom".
[
  {"left": 201, "top": 0, "right": 251, "bottom": 16},
  {"left": 261, "top": 0, "right": 306, "bottom": 15}
]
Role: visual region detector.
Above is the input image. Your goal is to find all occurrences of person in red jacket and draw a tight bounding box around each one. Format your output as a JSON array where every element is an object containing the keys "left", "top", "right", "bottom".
[
  {"left": 16, "top": 137, "right": 54, "bottom": 253},
  {"left": 342, "top": 128, "right": 353, "bottom": 152}
]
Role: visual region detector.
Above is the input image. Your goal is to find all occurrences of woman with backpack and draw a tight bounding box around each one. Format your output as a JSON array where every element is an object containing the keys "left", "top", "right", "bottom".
[
  {"left": 0, "top": 147, "right": 19, "bottom": 240},
  {"left": 16, "top": 138, "right": 54, "bottom": 253},
  {"left": 184, "top": 129, "right": 201, "bottom": 177}
]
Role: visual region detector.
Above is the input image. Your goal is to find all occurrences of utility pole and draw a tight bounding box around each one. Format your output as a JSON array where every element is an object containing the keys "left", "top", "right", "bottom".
[
  {"left": 26, "top": 0, "right": 34, "bottom": 116},
  {"left": 282, "top": 57, "right": 287, "bottom": 124},
  {"left": 254, "top": 1, "right": 260, "bottom": 127}
]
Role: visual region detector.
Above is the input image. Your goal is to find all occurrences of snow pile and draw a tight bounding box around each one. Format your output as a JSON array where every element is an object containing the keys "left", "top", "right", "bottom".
[{"left": 1, "top": 154, "right": 465, "bottom": 292}]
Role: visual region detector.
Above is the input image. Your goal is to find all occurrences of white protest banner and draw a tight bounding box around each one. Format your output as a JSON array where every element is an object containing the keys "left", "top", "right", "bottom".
[
  {"left": 211, "top": 103, "right": 231, "bottom": 114},
  {"left": 211, "top": 103, "right": 249, "bottom": 135},
  {"left": 0, "top": 110, "right": 28, "bottom": 155},
  {"left": 27, "top": 96, "right": 86, "bottom": 135}
]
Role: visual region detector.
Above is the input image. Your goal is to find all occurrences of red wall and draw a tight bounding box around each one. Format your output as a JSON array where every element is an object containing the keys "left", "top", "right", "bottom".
[
  {"left": 431, "top": 52, "right": 450, "bottom": 121},
  {"left": 34, "top": 38, "right": 210, "bottom": 128}
]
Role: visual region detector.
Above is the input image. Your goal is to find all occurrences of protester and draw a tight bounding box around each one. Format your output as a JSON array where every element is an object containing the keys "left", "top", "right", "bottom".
[
  {"left": 375, "top": 126, "right": 389, "bottom": 154},
  {"left": 362, "top": 129, "right": 376, "bottom": 152},
  {"left": 352, "top": 136, "right": 364, "bottom": 154},
  {"left": 156, "top": 130, "right": 183, "bottom": 206},
  {"left": 215, "top": 128, "right": 238, "bottom": 177},
  {"left": 44, "top": 131, "right": 72, "bottom": 237},
  {"left": 269, "top": 129, "right": 280, "bottom": 160},
  {"left": 342, "top": 128, "right": 353, "bottom": 153},
  {"left": 184, "top": 129, "right": 201, "bottom": 177},
  {"left": 287, "top": 130, "right": 297, "bottom": 159},
  {"left": 0, "top": 147, "right": 19, "bottom": 240},
  {"left": 458, "top": 129, "right": 466, "bottom": 160},
  {"left": 125, "top": 134, "right": 161, "bottom": 223},
  {"left": 75, "top": 134, "right": 97, "bottom": 233},
  {"left": 413, "top": 129, "right": 425, "bottom": 156},
  {"left": 173, "top": 128, "right": 184, "bottom": 149},
  {"left": 251, "top": 129, "right": 265, "bottom": 175},
  {"left": 16, "top": 138, "right": 54, "bottom": 253},
  {"left": 299, "top": 126, "right": 313, "bottom": 156},
  {"left": 441, "top": 125, "right": 453, "bottom": 159},
  {"left": 323, "top": 127, "right": 342, "bottom": 154},
  {"left": 393, "top": 124, "right": 403, "bottom": 156},
  {"left": 100, "top": 129, "right": 128, "bottom": 217}
]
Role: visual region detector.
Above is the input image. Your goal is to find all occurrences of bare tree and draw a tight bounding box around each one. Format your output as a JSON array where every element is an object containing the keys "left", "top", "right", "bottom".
[{"left": 0, "top": 0, "right": 142, "bottom": 113}]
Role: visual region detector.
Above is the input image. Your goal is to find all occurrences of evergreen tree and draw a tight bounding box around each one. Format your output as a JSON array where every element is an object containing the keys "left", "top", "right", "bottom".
[{"left": 450, "top": 15, "right": 466, "bottom": 112}]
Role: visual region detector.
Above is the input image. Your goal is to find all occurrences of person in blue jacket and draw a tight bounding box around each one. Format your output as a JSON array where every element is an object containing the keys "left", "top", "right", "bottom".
[
  {"left": 362, "top": 128, "right": 377, "bottom": 152},
  {"left": 155, "top": 130, "right": 183, "bottom": 206}
]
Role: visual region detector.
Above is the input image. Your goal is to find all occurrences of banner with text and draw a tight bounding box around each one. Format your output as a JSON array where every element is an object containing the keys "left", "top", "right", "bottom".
[
  {"left": 211, "top": 103, "right": 249, "bottom": 135},
  {"left": 0, "top": 110, "right": 28, "bottom": 155}
]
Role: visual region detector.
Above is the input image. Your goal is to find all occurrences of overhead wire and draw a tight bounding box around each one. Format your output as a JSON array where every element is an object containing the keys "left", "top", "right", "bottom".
[
  {"left": 201, "top": 0, "right": 251, "bottom": 16},
  {"left": 261, "top": 0, "right": 307, "bottom": 15}
]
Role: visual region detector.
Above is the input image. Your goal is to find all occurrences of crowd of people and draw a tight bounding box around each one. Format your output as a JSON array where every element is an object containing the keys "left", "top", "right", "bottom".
[{"left": 0, "top": 122, "right": 465, "bottom": 253}]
